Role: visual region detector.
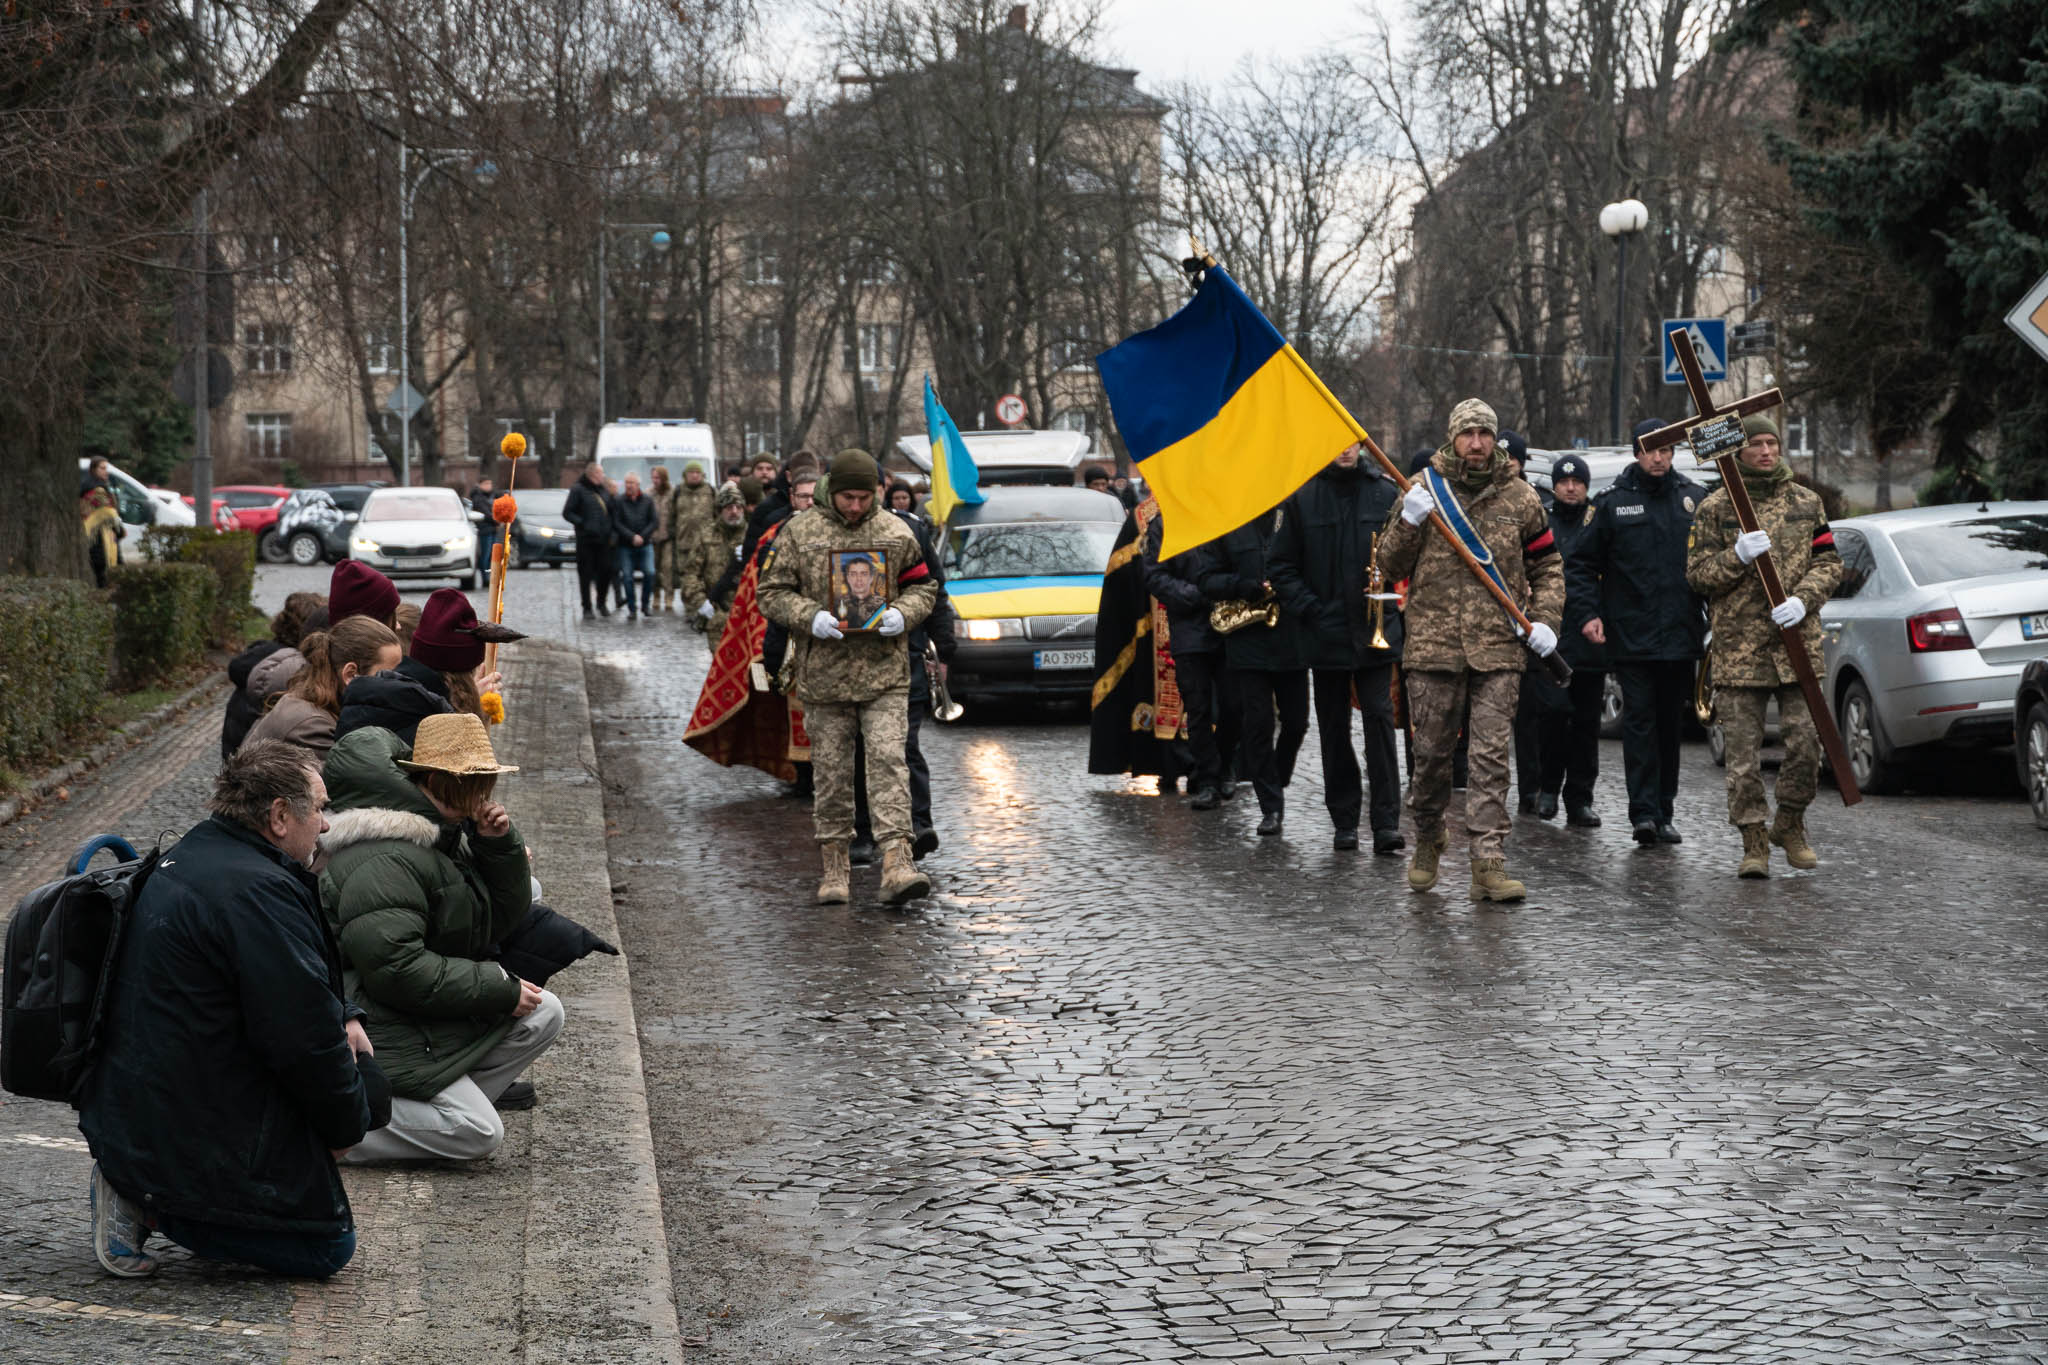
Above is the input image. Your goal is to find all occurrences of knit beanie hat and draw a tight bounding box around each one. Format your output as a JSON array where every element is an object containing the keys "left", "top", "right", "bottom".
[
  {"left": 1446, "top": 398, "right": 1497, "bottom": 443},
  {"left": 1632, "top": 417, "right": 1672, "bottom": 451},
  {"left": 1551, "top": 454, "right": 1591, "bottom": 486},
  {"left": 330, "top": 560, "right": 400, "bottom": 626},
  {"left": 828, "top": 448, "right": 880, "bottom": 492},
  {"left": 736, "top": 476, "right": 764, "bottom": 505},
  {"left": 407, "top": 588, "right": 525, "bottom": 673},
  {"left": 714, "top": 483, "right": 744, "bottom": 509},
  {"left": 1499, "top": 429, "right": 1528, "bottom": 467},
  {"left": 1741, "top": 415, "right": 1780, "bottom": 440}
]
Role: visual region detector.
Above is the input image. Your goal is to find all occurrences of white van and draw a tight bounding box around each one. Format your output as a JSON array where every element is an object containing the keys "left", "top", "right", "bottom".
[
  {"left": 594, "top": 419, "right": 720, "bottom": 489},
  {"left": 893, "top": 428, "right": 1093, "bottom": 487},
  {"left": 78, "top": 458, "right": 196, "bottom": 536}
]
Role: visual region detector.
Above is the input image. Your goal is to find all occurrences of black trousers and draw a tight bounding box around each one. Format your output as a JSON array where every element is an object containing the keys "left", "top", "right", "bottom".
[
  {"left": 854, "top": 666, "right": 933, "bottom": 840},
  {"left": 1236, "top": 668, "right": 1310, "bottom": 815},
  {"left": 1514, "top": 685, "right": 1545, "bottom": 802},
  {"left": 1614, "top": 659, "right": 1693, "bottom": 825},
  {"left": 574, "top": 541, "right": 613, "bottom": 613},
  {"left": 1312, "top": 663, "right": 1400, "bottom": 834},
  {"left": 1537, "top": 669, "right": 1606, "bottom": 807},
  {"left": 1174, "top": 649, "right": 1240, "bottom": 793}
]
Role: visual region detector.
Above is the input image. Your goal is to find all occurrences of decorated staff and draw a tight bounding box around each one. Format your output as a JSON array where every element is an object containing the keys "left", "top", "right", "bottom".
[{"left": 480, "top": 431, "right": 527, "bottom": 723}]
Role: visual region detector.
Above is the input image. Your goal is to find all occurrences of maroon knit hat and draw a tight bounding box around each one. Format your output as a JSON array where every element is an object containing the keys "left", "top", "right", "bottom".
[
  {"left": 329, "top": 560, "right": 400, "bottom": 626},
  {"left": 409, "top": 588, "right": 486, "bottom": 672}
]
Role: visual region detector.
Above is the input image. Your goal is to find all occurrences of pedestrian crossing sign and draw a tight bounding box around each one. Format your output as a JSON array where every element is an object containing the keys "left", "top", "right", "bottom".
[{"left": 1661, "top": 318, "right": 1727, "bottom": 386}]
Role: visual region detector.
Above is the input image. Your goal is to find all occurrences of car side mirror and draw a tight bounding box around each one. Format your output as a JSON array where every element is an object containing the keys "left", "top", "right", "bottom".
[
  {"left": 469, "top": 510, "right": 486, "bottom": 522},
  {"left": 342, "top": 512, "right": 358, "bottom": 522}
]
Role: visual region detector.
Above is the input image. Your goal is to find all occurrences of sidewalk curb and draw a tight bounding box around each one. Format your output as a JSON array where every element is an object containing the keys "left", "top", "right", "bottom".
[{"left": 0, "top": 674, "right": 225, "bottom": 831}]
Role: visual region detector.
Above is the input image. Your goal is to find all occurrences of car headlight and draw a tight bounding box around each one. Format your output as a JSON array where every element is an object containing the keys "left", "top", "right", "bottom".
[
  {"left": 351, "top": 537, "right": 380, "bottom": 554},
  {"left": 535, "top": 526, "right": 555, "bottom": 538},
  {"left": 956, "top": 617, "right": 1023, "bottom": 641},
  {"left": 443, "top": 536, "right": 473, "bottom": 555}
]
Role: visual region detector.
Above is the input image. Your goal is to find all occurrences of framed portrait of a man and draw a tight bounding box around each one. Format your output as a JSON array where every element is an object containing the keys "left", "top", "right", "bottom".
[{"left": 829, "top": 549, "right": 891, "bottom": 632}]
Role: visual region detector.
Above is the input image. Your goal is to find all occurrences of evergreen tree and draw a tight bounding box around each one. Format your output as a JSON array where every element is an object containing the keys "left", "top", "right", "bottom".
[{"left": 1730, "top": 0, "right": 2048, "bottom": 499}]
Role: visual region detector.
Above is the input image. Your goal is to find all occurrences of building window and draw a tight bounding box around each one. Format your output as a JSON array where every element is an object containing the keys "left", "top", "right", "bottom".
[
  {"left": 741, "top": 236, "right": 780, "bottom": 285},
  {"left": 246, "top": 412, "right": 292, "bottom": 461},
  {"left": 859, "top": 375, "right": 884, "bottom": 403},
  {"left": 1784, "top": 415, "right": 1808, "bottom": 454},
  {"left": 243, "top": 232, "right": 292, "bottom": 284},
  {"left": 493, "top": 414, "right": 557, "bottom": 455},
  {"left": 844, "top": 323, "right": 902, "bottom": 372},
  {"left": 366, "top": 411, "right": 400, "bottom": 462},
  {"left": 1048, "top": 331, "right": 1094, "bottom": 371},
  {"left": 245, "top": 323, "right": 293, "bottom": 374},
  {"left": 742, "top": 410, "right": 779, "bottom": 458},
  {"left": 742, "top": 318, "right": 780, "bottom": 373},
  {"left": 366, "top": 325, "right": 397, "bottom": 375},
  {"left": 1052, "top": 408, "right": 1092, "bottom": 435}
]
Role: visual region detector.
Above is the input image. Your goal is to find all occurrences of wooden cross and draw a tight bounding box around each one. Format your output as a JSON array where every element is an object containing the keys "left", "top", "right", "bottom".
[{"left": 1642, "top": 328, "right": 1862, "bottom": 807}]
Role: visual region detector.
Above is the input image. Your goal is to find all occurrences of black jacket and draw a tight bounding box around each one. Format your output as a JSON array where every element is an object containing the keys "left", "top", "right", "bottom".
[
  {"left": 563, "top": 476, "right": 616, "bottom": 546},
  {"left": 1547, "top": 500, "right": 1606, "bottom": 670},
  {"left": 1564, "top": 463, "right": 1708, "bottom": 662},
  {"left": 335, "top": 662, "right": 454, "bottom": 747},
  {"left": 1196, "top": 515, "right": 1312, "bottom": 673},
  {"left": 1268, "top": 462, "right": 1405, "bottom": 670},
  {"left": 611, "top": 490, "right": 659, "bottom": 545},
  {"left": 1141, "top": 516, "right": 1220, "bottom": 656},
  {"left": 896, "top": 508, "right": 956, "bottom": 663},
  {"left": 469, "top": 487, "right": 496, "bottom": 517},
  {"left": 222, "top": 639, "right": 286, "bottom": 760},
  {"left": 78, "top": 816, "right": 383, "bottom": 1236}
]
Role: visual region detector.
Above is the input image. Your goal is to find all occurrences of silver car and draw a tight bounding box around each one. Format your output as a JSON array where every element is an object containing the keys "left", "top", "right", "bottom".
[{"left": 1820, "top": 502, "right": 2048, "bottom": 793}]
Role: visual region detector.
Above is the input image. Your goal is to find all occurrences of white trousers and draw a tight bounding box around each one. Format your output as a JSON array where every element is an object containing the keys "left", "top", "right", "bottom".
[{"left": 343, "top": 990, "right": 565, "bottom": 1163}]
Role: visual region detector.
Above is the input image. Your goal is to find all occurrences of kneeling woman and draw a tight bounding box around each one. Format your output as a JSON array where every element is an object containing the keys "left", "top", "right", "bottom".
[{"left": 319, "top": 711, "right": 565, "bottom": 1161}]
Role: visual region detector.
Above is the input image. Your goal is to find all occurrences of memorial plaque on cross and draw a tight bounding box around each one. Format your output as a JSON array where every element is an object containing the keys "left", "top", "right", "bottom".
[{"left": 1638, "top": 327, "right": 1863, "bottom": 807}]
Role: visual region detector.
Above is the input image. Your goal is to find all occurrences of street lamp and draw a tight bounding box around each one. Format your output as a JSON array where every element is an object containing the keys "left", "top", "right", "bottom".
[
  {"left": 597, "top": 222, "right": 672, "bottom": 427},
  {"left": 398, "top": 145, "right": 497, "bottom": 486},
  {"left": 1599, "top": 198, "right": 1648, "bottom": 447}
]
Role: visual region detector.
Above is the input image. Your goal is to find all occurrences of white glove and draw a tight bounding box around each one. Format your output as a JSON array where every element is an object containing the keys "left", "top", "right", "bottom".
[
  {"left": 876, "top": 607, "right": 906, "bottom": 637},
  {"left": 810, "top": 610, "right": 844, "bottom": 640},
  {"left": 1770, "top": 597, "right": 1807, "bottom": 629},
  {"left": 1525, "top": 622, "right": 1558, "bottom": 657},
  {"left": 1400, "top": 483, "right": 1435, "bottom": 526},
  {"left": 697, "top": 600, "right": 714, "bottom": 621},
  {"left": 1734, "top": 529, "right": 1773, "bottom": 565}
]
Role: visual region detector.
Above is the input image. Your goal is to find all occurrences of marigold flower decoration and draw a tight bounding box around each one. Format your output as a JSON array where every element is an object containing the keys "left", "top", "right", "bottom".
[
  {"left": 491, "top": 493, "right": 518, "bottom": 524},
  {"left": 479, "top": 691, "right": 506, "bottom": 725},
  {"left": 500, "top": 431, "right": 527, "bottom": 459}
]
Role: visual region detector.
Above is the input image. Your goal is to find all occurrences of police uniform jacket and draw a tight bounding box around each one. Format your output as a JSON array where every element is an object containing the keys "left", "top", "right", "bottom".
[{"left": 1564, "top": 462, "right": 1708, "bottom": 663}]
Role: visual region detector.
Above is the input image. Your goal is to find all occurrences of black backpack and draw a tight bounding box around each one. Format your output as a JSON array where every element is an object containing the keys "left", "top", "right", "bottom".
[{"left": 2, "top": 835, "right": 164, "bottom": 1105}]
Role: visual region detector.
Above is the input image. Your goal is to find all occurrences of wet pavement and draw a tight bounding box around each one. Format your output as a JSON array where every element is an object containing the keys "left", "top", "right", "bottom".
[{"left": 587, "top": 571, "right": 2048, "bottom": 1363}]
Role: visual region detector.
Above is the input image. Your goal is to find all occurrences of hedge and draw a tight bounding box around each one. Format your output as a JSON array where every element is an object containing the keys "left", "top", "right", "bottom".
[
  {"left": 0, "top": 577, "right": 115, "bottom": 767},
  {"left": 108, "top": 561, "right": 217, "bottom": 688},
  {"left": 142, "top": 527, "right": 256, "bottom": 649}
]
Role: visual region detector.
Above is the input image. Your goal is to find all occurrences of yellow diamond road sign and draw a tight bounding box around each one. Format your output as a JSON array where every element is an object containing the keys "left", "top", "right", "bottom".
[{"left": 2006, "top": 270, "right": 2048, "bottom": 365}]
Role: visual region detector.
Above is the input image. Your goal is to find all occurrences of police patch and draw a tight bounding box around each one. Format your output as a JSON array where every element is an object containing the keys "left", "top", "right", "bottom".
[
  {"left": 1614, "top": 503, "right": 1646, "bottom": 517},
  {"left": 1683, "top": 495, "right": 1696, "bottom": 513}
]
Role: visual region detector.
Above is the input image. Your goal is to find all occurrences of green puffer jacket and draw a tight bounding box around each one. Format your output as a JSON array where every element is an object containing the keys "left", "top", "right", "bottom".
[{"left": 317, "top": 727, "right": 531, "bottom": 1099}]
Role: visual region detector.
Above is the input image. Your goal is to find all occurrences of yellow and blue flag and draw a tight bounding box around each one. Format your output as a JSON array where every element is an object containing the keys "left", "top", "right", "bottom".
[
  {"left": 1095, "top": 267, "right": 1361, "bottom": 560},
  {"left": 923, "top": 376, "right": 984, "bottom": 526}
]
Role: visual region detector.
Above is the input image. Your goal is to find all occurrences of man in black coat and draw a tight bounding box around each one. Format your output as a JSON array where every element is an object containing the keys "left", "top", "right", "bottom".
[
  {"left": 1525, "top": 455, "right": 1608, "bottom": 826},
  {"left": 1143, "top": 513, "right": 1238, "bottom": 809},
  {"left": 78, "top": 741, "right": 387, "bottom": 1279},
  {"left": 563, "top": 460, "right": 618, "bottom": 619},
  {"left": 1198, "top": 511, "right": 1311, "bottom": 836},
  {"left": 1566, "top": 418, "right": 1710, "bottom": 845},
  {"left": 1270, "top": 444, "right": 1407, "bottom": 852}
]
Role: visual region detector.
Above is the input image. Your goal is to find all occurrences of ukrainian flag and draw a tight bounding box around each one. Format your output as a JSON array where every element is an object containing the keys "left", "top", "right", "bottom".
[
  {"left": 923, "top": 376, "right": 984, "bottom": 526},
  {"left": 1096, "top": 266, "right": 1362, "bottom": 560}
]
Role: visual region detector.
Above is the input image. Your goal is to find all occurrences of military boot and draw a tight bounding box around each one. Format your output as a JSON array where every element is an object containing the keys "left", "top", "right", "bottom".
[
  {"left": 1468, "top": 858, "right": 1527, "bottom": 903},
  {"left": 1407, "top": 829, "right": 1448, "bottom": 892},
  {"left": 816, "top": 842, "right": 851, "bottom": 904},
  {"left": 1737, "top": 824, "right": 1771, "bottom": 879},
  {"left": 879, "top": 839, "right": 931, "bottom": 905},
  {"left": 1770, "top": 809, "right": 1818, "bottom": 870}
]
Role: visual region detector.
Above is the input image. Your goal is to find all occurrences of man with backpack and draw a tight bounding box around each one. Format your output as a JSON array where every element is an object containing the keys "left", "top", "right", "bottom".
[{"left": 75, "top": 741, "right": 388, "bottom": 1278}]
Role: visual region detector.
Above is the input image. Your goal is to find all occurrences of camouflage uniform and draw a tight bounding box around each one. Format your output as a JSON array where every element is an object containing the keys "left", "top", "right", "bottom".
[
  {"left": 680, "top": 508, "right": 745, "bottom": 642},
  {"left": 1685, "top": 464, "right": 1842, "bottom": 827},
  {"left": 666, "top": 480, "right": 715, "bottom": 591},
  {"left": 1377, "top": 441, "right": 1564, "bottom": 859},
  {"left": 757, "top": 499, "right": 938, "bottom": 846}
]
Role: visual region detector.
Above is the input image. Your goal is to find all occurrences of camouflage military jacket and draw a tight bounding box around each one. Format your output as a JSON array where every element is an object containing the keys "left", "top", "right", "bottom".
[
  {"left": 679, "top": 517, "right": 743, "bottom": 614},
  {"left": 1376, "top": 445, "right": 1564, "bottom": 673},
  {"left": 757, "top": 501, "right": 938, "bottom": 705},
  {"left": 667, "top": 483, "right": 716, "bottom": 554},
  {"left": 1684, "top": 469, "right": 1842, "bottom": 687}
]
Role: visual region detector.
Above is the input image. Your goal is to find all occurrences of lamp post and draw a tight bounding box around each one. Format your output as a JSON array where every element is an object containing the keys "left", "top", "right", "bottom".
[
  {"left": 1599, "top": 198, "right": 1648, "bottom": 446},
  {"left": 399, "top": 145, "right": 497, "bottom": 486},
  {"left": 597, "top": 222, "right": 672, "bottom": 427}
]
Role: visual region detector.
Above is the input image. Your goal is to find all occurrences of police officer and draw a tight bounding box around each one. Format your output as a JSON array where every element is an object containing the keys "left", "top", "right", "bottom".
[
  {"left": 1565, "top": 418, "right": 1708, "bottom": 846},
  {"left": 1269, "top": 442, "right": 1407, "bottom": 852},
  {"left": 1528, "top": 455, "right": 1606, "bottom": 825},
  {"left": 1198, "top": 510, "right": 1312, "bottom": 837}
]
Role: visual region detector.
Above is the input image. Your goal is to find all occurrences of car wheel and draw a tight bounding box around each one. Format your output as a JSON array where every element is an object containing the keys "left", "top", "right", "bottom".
[
  {"left": 2025, "top": 702, "right": 2048, "bottom": 831},
  {"left": 506, "top": 538, "right": 524, "bottom": 571},
  {"left": 259, "top": 530, "right": 290, "bottom": 564},
  {"left": 289, "top": 532, "right": 324, "bottom": 566},
  {"left": 1599, "top": 673, "right": 1623, "bottom": 739},
  {"left": 1839, "top": 677, "right": 1903, "bottom": 796},
  {"left": 1708, "top": 721, "right": 1726, "bottom": 767},
  {"left": 460, "top": 570, "right": 479, "bottom": 592}
]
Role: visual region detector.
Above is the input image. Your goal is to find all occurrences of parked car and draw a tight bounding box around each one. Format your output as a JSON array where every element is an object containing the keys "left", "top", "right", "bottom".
[
  {"left": 179, "top": 494, "right": 245, "bottom": 533},
  {"left": 202, "top": 484, "right": 291, "bottom": 558},
  {"left": 1817, "top": 502, "right": 2048, "bottom": 794},
  {"left": 2017, "top": 658, "right": 2048, "bottom": 829},
  {"left": 504, "top": 488, "right": 576, "bottom": 570},
  {"left": 349, "top": 486, "right": 482, "bottom": 590},
  {"left": 275, "top": 483, "right": 377, "bottom": 565}
]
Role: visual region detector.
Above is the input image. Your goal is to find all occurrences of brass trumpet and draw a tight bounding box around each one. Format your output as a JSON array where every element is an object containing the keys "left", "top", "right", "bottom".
[
  {"left": 1365, "top": 532, "right": 1393, "bottom": 650},
  {"left": 1210, "top": 589, "right": 1279, "bottom": 635},
  {"left": 925, "top": 640, "right": 964, "bottom": 722}
]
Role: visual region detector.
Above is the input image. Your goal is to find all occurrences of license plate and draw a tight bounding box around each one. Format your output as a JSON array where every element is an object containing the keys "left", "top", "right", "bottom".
[
  {"left": 1034, "top": 648, "right": 1093, "bottom": 670},
  {"left": 394, "top": 557, "right": 431, "bottom": 569},
  {"left": 2023, "top": 613, "right": 2048, "bottom": 640}
]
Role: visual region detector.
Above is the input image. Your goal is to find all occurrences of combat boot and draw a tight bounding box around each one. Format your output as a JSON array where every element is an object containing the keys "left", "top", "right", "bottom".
[
  {"left": 1737, "top": 824, "right": 1771, "bottom": 879},
  {"left": 1407, "top": 829, "right": 1448, "bottom": 892},
  {"left": 816, "top": 842, "right": 851, "bottom": 904},
  {"left": 1468, "top": 858, "right": 1527, "bottom": 903},
  {"left": 879, "top": 839, "right": 931, "bottom": 905},
  {"left": 1770, "top": 809, "right": 1818, "bottom": 869}
]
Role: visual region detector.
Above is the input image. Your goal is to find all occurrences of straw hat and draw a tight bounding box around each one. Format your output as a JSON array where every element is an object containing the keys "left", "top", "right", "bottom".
[{"left": 396, "top": 712, "right": 519, "bottom": 776}]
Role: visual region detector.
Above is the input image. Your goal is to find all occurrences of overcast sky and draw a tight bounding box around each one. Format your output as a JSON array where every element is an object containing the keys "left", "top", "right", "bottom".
[{"left": 1093, "top": 0, "right": 1401, "bottom": 89}]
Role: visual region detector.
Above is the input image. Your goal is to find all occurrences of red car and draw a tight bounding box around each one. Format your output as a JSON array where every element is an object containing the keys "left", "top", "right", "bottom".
[
  {"left": 178, "top": 494, "right": 246, "bottom": 533},
  {"left": 213, "top": 484, "right": 290, "bottom": 549}
]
